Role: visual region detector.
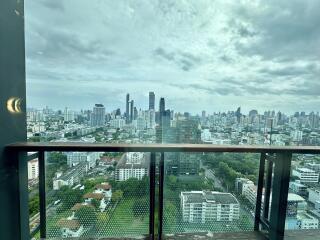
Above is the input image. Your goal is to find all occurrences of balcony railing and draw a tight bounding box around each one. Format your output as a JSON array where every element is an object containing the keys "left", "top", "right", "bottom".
[{"left": 6, "top": 143, "right": 320, "bottom": 240}]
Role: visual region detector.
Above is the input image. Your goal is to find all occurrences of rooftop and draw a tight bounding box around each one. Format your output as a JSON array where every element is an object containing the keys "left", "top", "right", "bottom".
[
  {"left": 95, "top": 183, "right": 112, "bottom": 190},
  {"left": 71, "top": 203, "right": 94, "bottom": 211},
  {"left": 181, "top": 191, "right": 239, "bottom": 205},
  {"left": 287, "top": 193, "right": 305, "bottom": 202},
  {"left": 296, "top": 168, "right": 316, "bottom": 173},
  {"left": 57, "top": 219, "right": 81, "bottom": 230},
  {"left": 83, "top": 193, "right": 104, "bottom": 200}
]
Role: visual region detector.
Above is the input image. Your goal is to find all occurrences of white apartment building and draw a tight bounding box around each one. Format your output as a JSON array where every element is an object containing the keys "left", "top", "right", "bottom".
[
  {"left": 308, "top": 188, "right": 320, "bottom": 205},
  {"left": 109, "top": 117, "right": 125, "bottom": 129},
  {"left": 180, "top": 191, "right": 240, "bottom": 223},
  {"left": 66, "top": 152, "right": 99, "bottom": 168},
  {"left": 297, "top": 212, "right": 319, "bottom": 229},
  {"left": 126, "top": 152, "right": 144, "bottom": 164},
  {"left": 243, "top": 184, "right": 258, "bottom": 206},
  {"left": 305, "top": 163, "right": 320, "bottom": 172},
  {"left": 235, "top": 178, "right": 255, "bottom": 195},
  {"left": 289, "top": 181, "right": 308, "bottom": 196},
  {"left": 27, "top": 158, "right": 39, "bottom": 180},
  {"left": 115, "top": 152, "right": 149, "bottom": 181},
  {"left": 292, "top": 168, "right": 319, "bottom": 183}
]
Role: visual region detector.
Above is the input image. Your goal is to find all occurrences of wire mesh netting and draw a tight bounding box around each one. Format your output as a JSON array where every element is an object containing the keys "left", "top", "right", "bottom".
[
  {"left": 284, "top": 154, "right": 320, "bottom": 232},
  {"left": 163, "top": 152, "right": 259, "bottom": 235},
  {"left": 44, "top": 151, "right": 150, "bottom": 238}
]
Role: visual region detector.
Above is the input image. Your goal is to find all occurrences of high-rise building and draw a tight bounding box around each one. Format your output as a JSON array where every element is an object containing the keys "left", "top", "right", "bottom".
[
  {"left": 64, "top": 107, "right": 75, "bottom": 122},
  {"left": 159, "top": 97, "right": 166, "bottom": 128},
  {"left": 133, "top": 107, "right": 138, "bottom": 120},
  {"left": 28, "top": 158, "right": 39, "bottom": 180},
  {"left": 236, "top": 107, "right": 241, "bottom": 123},
  {"left": 130, "top": 100, "right": 134, "bottom": 123},
  {"left": 90, "top": 104, "right": 105, "bottom": 126},
  {"left": 115, "top": 108, "right": 121, "bottom": 117},
  {"left": 126, "top": 94, "right": 130, "bottom": 124},
  {"left": 149, "top": 92, "right": 155, "bottom": 110},
  {"left": 159, "top": 97, "right": 165, "bottom": 115},
  {"left": 177, "top": 119, "right": 201, "bottom": 175}
]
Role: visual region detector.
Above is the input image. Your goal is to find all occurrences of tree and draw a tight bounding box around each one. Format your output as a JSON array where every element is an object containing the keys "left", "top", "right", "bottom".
[
  {"left": 57, "top": 186, "right": 84, "bottom": 210},
  {"left": 29, "top": 195, "right": 39, "bottom": 217},
  {"left": 111, "top": 190, "right": 123, "bottom": 203},
  {"left": 117, "top": 177, "right": 149, "bottom": 197},
  {"left": 91, "top": 199, "right": 100, "bottom": 209},
  {"left": 46, "top": 152, "right": 68, "bottom": 190},
  {"left": 75, "top": 206, "right": 97, "bottom": 227},
  {"left": 132, "top": 199, "right": 148, "bottom": 219}
]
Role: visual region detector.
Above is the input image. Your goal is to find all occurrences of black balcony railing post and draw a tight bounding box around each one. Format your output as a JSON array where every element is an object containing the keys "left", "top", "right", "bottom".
[
  {"left": 254, "top": 153, "right": 266, "bottom": 231},
  {"left": 17, "top": 151, "right": 30, "bottom": 240},
  {"left": 149, "top": 152, "right": 156, "bottom": 240},
  {"left": 269, "top": 152, "right": 292, "bottom": 240},
  {"left": 158, "top": 152, "right": 165, "bottom": 240},
  {"left": 38, "top": 151, "right": 46, "bottom": 239},
  {"left": 263, "top": 156, "right": 273, "bottom": 221}
]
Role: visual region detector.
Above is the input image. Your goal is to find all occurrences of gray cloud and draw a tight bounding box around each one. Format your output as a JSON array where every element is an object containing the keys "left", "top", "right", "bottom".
[{"left": 25, "top": 0, "right": 320, "bottom": 113}]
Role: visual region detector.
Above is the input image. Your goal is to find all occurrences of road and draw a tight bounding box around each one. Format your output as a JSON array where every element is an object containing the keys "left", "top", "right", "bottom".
[
  {"left": 29, "top": 203, "right": 57, "bottom": 233},
  {"left": 201, "top": 159, "right": 226, "bottom": 192}
]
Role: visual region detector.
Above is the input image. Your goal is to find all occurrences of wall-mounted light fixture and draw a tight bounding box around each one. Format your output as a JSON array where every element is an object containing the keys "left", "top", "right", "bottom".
[{"left": 6, "top": 97, "right": 22, "bottom": 114}]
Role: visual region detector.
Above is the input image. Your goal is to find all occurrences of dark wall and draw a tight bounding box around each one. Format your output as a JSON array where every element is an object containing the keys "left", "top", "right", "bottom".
[{"left": 0, "top": 0, "right": 27, "bottom": 239}]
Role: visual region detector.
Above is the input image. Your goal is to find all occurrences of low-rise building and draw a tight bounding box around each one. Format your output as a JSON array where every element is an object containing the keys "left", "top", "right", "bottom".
[
  {"left": 297, "top": 212, "right": 319, "bottom": 229},
  {"left": 180, "top": 191, "right": 240, "bottom": 223},
  {"left": 94, "top": 183, "right": 112, "bottom": 200},
  {"left": 235, "top": 178, "right": 254, "bottom": 194},
  {"left": 289, "top": 181, "right": 308, "bottom": 196},
  {"left": 83, "top": 193, "right": 107, "bottom": 212},
  {"left": 305, "top": 163, "right": 320, "bottom": 173},
  {"left": 243, "top": 184, "right": 258, "bottom": 206},
  {"left": 308, "top": 187, "right": 320, "bottom": 205},
  {"left": 57, "top": 219, "right": 84, "bottom": 238},
  {"left": 292, "top": 168, "right": 319, "bottom": 183},
  {"left": 66, "top": 152, "right": 100, "bottom": 168},
  {"left": 53, "top": 163, "right": 87, "bottom": 190},
  {"left": 115, "top": 152, "right": 149, "bottom": 181}
]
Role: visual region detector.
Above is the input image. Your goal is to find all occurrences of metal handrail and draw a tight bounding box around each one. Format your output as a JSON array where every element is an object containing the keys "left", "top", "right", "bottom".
[{"left": 7, "top": 142, "right": 320, "bottom": 154}]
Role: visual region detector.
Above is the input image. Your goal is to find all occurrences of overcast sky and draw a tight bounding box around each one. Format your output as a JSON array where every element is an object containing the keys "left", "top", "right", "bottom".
[{"left": 25, "top": 0, "right": 320, "bottom": 114}]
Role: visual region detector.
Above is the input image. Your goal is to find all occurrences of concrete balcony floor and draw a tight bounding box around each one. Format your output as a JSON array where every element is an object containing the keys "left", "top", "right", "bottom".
[{"left": 43, "top": 230, "right": 320, "bottom": 240}]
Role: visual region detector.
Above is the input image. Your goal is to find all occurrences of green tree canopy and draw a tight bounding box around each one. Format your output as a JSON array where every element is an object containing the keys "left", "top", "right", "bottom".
[
  {"left": 132, "top": 199, "right": 148, "bottom": 219},
  {"left": 75, "top": 206, "right": 97, "bottom": 227},
  {"left": 111, "top": 190, "right": 124, "bottom": 203}
]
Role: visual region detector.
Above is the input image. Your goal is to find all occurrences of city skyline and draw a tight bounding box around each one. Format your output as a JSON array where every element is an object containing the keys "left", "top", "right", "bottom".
[
  {"left": 27, "top": 92, "right": 320, "bottom": 116},
  {"left": 25, "top": 1, "right": 320, "bottom": 113}
]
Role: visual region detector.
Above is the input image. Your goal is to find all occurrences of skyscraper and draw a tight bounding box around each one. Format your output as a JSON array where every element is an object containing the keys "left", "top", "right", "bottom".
[
  {"left": 159, "top": 97, "right": 165, "bottom": 127},
  {"left": 133, "top": 107, "right": 138, "bottom": 120},
  {"left": 90, "top": 104, "right": 105, "bottom": 126},
  {"left": 236, "top": 107, "right": 241, "bottom": 123},
  {"left": 130, "top": 100, "right": 134, "bottom": 123},
  {"left": 149, "top": 92, "right": 155, "bottom": 110},
  {"left": 159, "top": 97, "right": 165, "bottom": 114},
  {"left": 126, "top": 93, "right": 130, "bottom": 124},
  {"left": 177, "top": 119, "right": 201, "bottom": 175}
]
